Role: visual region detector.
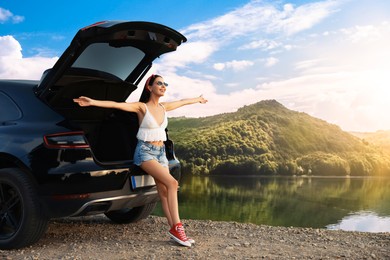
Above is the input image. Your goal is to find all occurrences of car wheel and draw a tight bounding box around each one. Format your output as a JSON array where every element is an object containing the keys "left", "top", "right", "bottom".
[
  {"left": 104, "top": 202, "right": 157, "bottom": 224},
  {"left": 0, "top": 168, "right": 49, "bottom": 249}
]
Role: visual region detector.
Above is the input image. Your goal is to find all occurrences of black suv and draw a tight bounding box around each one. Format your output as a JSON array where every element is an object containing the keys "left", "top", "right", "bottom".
[{"left": 0, "top": 21, "right": 186, "bottom": 249}]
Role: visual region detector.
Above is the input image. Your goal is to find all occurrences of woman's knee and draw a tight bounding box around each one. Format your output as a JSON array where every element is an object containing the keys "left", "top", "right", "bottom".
[
  {"left": 168, "top": 178, "right": 178, "bottom": 190},
  {"left": 158, "top": 179, "right": 178, "bottom": 194}
]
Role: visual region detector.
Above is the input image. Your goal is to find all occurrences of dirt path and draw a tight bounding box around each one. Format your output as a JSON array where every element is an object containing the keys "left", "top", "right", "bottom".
[{"left": 1, "top": 215, "right": 389, "bottom": 259}]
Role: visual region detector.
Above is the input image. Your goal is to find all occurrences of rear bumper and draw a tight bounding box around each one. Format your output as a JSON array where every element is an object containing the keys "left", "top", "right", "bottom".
[
  {"left": 73, "top": 189, "right": 159, "bottom": 217},
  {"left": 42, "top": 176, "right": 159, "bottom": 218},
  {"left": 41, "top": 160, "right": 181, "bottom": 218}
]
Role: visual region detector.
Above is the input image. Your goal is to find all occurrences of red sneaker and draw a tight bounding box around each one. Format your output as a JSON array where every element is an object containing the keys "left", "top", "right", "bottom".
[
  {"left": 170, "top": 237, "right": 195, "bottom": 244},
  {"left": 168, "top": 223, "right": 191, "bottom": 247}
]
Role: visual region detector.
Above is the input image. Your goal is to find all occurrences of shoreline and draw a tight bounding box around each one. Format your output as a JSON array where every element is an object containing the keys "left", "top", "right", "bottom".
[
  {"left": 202, "top": 174, "right": 390, "bottom": 179},
  {"left": 1, "top": 215, "right": 389, "bottom": 259}
]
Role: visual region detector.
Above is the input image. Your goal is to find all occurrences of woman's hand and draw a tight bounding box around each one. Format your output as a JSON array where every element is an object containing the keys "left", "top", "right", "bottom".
[
  {"left": 73, "top": 96, "right": 94, "bottom": 107},
  {"left": 198, "top": 95, "right": 208, "bottom": 104}
]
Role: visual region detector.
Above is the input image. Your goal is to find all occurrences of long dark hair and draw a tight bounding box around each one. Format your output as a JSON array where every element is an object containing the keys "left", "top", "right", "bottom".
[{"left": 139, "top": 74, "right": 162, "bottom": 103}]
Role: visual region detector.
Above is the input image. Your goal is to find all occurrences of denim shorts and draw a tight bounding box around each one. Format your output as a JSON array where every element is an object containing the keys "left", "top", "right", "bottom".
[{"left": 133, "top": 140, "right": 168, "bottom": 168}]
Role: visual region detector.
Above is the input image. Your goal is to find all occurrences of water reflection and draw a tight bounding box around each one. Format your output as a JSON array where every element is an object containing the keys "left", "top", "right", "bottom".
[
  {"left": 154, "top": 175, "right": 390, "bottom": 232},
  {"left": 327, "top": 211, "right": 390, "bottom": 232}
]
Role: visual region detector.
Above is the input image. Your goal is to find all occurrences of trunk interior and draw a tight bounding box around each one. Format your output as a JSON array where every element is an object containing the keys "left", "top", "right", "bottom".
[
  {"left": 74, "top": 110, "right": 139, "bottom": 164},
  {"left": 41, "top": 70, "right": 176, "bottom": 165},
  {"left": 43, "top": 72, "right": 140, "bottom": 164}
]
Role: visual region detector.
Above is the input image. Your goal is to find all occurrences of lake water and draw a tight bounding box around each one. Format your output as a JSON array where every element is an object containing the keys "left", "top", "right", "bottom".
[{"left": 153, "top": 175, "right": 390, "bottom": 233}]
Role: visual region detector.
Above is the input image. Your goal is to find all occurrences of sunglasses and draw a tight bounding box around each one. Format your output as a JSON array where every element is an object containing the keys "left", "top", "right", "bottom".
[{"left": 156, "top": 81, "right": 168, "bottom": 87}]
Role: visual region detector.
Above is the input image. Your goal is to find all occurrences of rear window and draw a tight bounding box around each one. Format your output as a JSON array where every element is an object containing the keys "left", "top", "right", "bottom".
[
  {"left": 71, "top": 43, "right": 145, "bottom": 80},
  {"left": 0, "top": 91, "right": 22, "bottom": 122}
]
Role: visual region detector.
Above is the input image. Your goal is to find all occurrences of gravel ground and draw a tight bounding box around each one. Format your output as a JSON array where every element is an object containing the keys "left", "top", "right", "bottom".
[{"left": 1, "top": 215, "right": 389, "bottom": 259}]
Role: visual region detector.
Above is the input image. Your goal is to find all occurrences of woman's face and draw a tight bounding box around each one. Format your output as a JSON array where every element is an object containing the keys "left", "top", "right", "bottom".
[{"left": 149, "top": 76, "right": 168, "bottom": 97}]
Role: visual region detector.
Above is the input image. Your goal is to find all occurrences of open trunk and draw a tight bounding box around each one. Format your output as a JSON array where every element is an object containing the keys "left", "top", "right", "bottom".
[
  {"left": 46, "top": 70, "right": 138, "bottom": 164},
  {"left": 35, "top": 21, "right": 187, "bottom": 165},
  {"left": 45, "top": 71, "right": 176, "bottom": 165},
  {"left": 76, "top": 110, "right": 139, "bottom": 164}
]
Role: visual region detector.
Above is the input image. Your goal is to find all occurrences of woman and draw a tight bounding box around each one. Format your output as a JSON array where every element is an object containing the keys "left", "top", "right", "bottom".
[{"left": 73, "top": 74, "right": 207, "bottom": 247}]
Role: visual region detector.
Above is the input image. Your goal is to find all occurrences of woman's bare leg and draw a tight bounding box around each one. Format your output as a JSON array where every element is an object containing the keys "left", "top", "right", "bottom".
[
  {"left": 141, "top": 160, "right": 193, "bottom": 246},
  {"left": 141, "top": 160, "right": 180, "bottom": 225},
  {"left": 155, "top": 180, "right": 173, "bottom": 227}
]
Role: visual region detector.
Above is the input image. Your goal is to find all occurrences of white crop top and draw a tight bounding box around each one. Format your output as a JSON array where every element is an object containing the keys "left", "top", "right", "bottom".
[{"left": 136, "top": 103, "right": 168, "bottom": 141}]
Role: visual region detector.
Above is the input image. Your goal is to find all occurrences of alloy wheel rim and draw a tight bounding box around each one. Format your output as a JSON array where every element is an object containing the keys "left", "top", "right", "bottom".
[{"left": 0, "top": 182, "right": 22, "bottom": 240}]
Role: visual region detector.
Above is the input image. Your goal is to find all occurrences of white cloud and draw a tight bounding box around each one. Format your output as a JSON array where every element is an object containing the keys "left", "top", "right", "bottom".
[
  {"left": 0, "top": 36, "right": 57, "bottom": 79},
  {"left": 157, "top": 41, "right": 218, "bottom": 74},
  {"left": 0, "top": 7, "right": 24, "bottom": 24},
  {"left": 172, "top": 0, "right": 343, "bottom": 75},
  {"left": 267, "top": 0, "right": 342, "bottom": 35},
  {"left": 160, "top": 0, "right": 341, "bottom": 75},
  {"left": 240, "top": 39, "right": 281, "bottom": 51},
  {"left": 182, "top": 0, "right": 343, "bottom": 40},
  {"left": 162, "top": 0, "right": 345, "bottom": 81},
  {"left": 213, "top": 60, "right": 254, "bottom": 71},
  {"left": 213, "top": 63, "right": 225, "bottom": 71},
  {"left": 0, "top": 35, "right": 22, "bottom": 57},
  {"left": 341, "top": 24, "right": 387, "bottom": 43},
  {"left": 264, "top": 57, "right": 279, "bottom": 67}
]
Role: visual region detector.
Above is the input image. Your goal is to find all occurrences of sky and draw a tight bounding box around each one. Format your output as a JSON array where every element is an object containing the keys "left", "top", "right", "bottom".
[{"left": 1, "top": 0, "right": 390, "bottom": 132}]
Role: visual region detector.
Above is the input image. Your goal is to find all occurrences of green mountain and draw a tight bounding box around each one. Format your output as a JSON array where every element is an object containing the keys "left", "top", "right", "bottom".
[
  {"left": 168, "top": 100, "right": 390, "bottom": 176},
  {"left": 350, "top": 130, "right": 390, "bottom": 154}
]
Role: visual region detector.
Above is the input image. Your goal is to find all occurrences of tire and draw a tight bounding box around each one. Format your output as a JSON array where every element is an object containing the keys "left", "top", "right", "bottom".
[
  {"left": 104, "top": 202, "right": 157, "bottom": 224},
  {"left": 0, "top": 168, "right": 49, "bottom": 249}
]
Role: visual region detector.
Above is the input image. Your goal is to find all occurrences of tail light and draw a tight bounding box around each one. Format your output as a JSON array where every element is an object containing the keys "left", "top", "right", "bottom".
[{"left": 44, "top": 131, "right": 89, "bottom": 149}]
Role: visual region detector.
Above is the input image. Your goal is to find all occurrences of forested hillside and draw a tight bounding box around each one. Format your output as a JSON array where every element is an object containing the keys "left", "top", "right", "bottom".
[
  {"left": 351, "top": 130, "right": 390, "bottom": 154},
  {"left": 168, "top": 100, "right": 390, "bottom": 176}
]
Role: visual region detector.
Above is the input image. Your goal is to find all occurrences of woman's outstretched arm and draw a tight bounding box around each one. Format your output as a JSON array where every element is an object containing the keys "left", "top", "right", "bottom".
[
  {"left": 73, "top": 96, "right": 143, "bottom": 113},
  {"left": 162, "top": 95, "right": 207, "bottom": 111}
]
